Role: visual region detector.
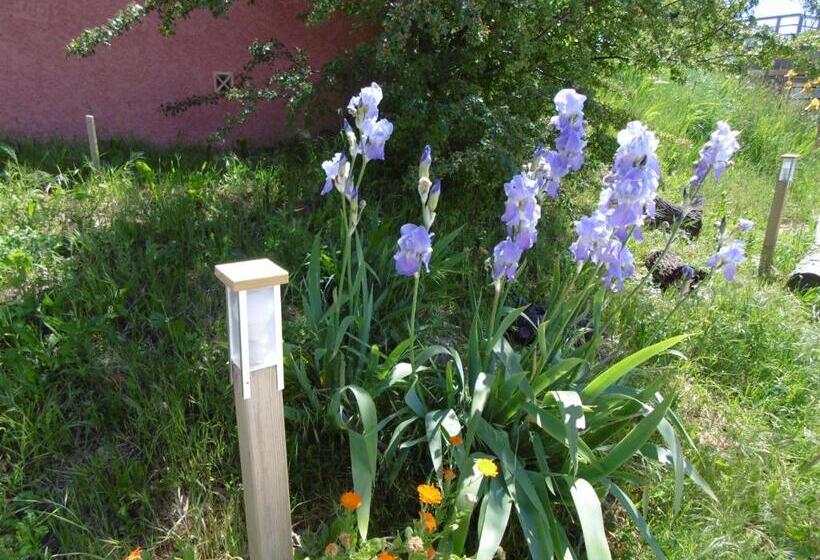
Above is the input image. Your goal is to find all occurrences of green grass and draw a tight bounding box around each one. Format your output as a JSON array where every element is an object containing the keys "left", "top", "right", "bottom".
[{"left": 1, "top": 67, "right": 818, "bottom": 559}]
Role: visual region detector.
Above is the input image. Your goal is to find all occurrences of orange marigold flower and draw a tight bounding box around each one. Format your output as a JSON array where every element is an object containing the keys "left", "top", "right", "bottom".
[
  {"left": 376, "top": 552, "right": 397, "bottom": 560},
  {"left": 340, "top": 491, "right": 363, "bottom": 511},
  {"left": 443, "top": 467, "right": 457, "bottom": 482},
  {"left": 427, "top": 546, "right": 436, "bottom": 559},
  {"left": 475, "top": 458, "right": 499, "bottom": 478},
  {"left": 125, "top": 547, "right": 142, "bottom": 560},
  {"left": 421, "top": 511, "right": 438, "bottom": 531},
  {"left": 417, "top": 483, "right": 443, "bottom": 505},
  {"left": 325, "top": 543, "right": 341, "bottom": 557},
  {"left": 448, "top": 434, "right": 463, "bottom": 445}
]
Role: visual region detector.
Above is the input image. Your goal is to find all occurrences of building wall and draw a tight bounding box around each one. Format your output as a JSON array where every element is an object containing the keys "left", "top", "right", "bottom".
[{"left": 0, "top": 1, "right": 357, "bottom": 146}]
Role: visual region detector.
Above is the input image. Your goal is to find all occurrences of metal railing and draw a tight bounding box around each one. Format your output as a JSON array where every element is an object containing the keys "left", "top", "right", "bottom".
[{"left": 755, "top": 13, "right": 818, "bottom": 37}]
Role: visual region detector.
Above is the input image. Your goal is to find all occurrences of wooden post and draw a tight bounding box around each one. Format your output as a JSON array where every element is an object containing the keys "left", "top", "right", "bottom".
[
  {"left": 759, "top": 154, "right": 799, "bottom": 276},
  {"left": 215, "top": 259, "right": 293, "bottom": 559},
  {"left": 232, "top": 363, "right": 293, "bottom": 559},
  {"left": 85, "top": 115, "right": 100, "bottom": 170}
]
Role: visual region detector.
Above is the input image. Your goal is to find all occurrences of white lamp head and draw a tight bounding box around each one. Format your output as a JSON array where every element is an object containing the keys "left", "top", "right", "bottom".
[
  {"left": 215, "top": 259, "right": 289, "bottom": 399},
  {"left": 779, "top": 153, "right": 800, "bottom": 183}
]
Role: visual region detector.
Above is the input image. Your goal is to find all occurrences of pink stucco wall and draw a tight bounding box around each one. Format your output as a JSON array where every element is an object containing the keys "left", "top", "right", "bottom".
[{"left": 0, "top": 1, "right": 359, "bottom": 147}]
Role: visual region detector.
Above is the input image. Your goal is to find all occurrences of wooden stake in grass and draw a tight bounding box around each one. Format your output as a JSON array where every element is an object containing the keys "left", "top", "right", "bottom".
[
  {"left": 85, "top": 115, "right": 101, "bottom": 170},
  {"left": 759, "top": 153, "right": 799, "bottom": 276},
  {"left": 215, "top": 259, "right": 293, "bottom": 559}
]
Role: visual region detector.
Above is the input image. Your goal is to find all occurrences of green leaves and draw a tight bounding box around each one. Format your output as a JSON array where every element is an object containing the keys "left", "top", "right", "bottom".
[
  {"left": 585, "top": 394, "right": 673, "bottom": 480},
  {"left": 332, "top": 385, "right": 379, "bottom": 539},
  {"left": 569, "top": 478, "right": 613, "bottom": 560},
  {"left": 582, "top": 334, "right": 690, "bottom": 401},
  {"left": 475, "top": 478, "right": 513, "bottom": 560},
  {"left": 607, "top": 481, "right": 667, "bottom": 560}
]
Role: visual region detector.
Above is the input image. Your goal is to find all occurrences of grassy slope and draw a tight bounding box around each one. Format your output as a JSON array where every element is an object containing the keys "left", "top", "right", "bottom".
[
  {"left": 601, "top": 69, "right": 819, "bottom": 559},
  {"left": 0, "top": 69, "right": 817, "bottom": 559}
]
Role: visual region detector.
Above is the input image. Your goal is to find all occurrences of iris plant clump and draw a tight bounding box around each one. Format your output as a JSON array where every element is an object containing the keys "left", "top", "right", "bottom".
[{"left": 314, "top": 81, "right": 755, "bottom": 559}]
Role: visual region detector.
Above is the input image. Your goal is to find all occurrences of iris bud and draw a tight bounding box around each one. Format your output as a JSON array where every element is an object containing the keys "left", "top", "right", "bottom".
[
  {"left": 419, "top": 145, "right": 432, "bottom": 179},
  {"left": 428, "top": 179, "right": 441, "bottom": 211},
  {"left": 418, "top": 176, "right": 432, "bottom": 203}
]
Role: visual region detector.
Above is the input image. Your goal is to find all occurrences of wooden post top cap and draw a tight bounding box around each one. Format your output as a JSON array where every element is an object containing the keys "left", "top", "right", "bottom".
[
  {"left": 781, "top": 153, "right": 800, "bottom": 159},
  {"left": 215, "top": 258, "right": 289, "bottom": 291}
]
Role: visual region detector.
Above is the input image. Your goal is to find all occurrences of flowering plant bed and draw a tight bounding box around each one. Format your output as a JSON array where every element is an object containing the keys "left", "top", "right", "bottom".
[{"left": 289, "top": 81, "right": 751, "bottom": 559}]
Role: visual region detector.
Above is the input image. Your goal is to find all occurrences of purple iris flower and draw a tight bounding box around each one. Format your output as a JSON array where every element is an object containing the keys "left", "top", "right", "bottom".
[
  {"left": 347, "top": 82, "right": 383, "bottom": 122},
  {"left": 492, "top": 238, "right": 524, "bottom": 282},
  {"left": 601, "top": 241, "right": 636, "bottom": 292},
  {"left": 737, "top": 219, "right": 754, "bottom": 232},
  {"left": 394, "top": 224, "right": 433, "bottom": 276},
  {"left": 706, "top": 239, "right": 745, "bottom": 281},
  {"left": 554, "top": 88, "right": 587, "bottom": 117},
  {"left": 536, "top": 89, "right": 587, "bottom": 198},
  {"left": 689, "top": 121, "right": 740, "bottom": 188},
  {"left": 597, "top": 121, "right": 660, "bottom": 237},
  {"left": 501, "top": 173, "right": 541, "bottom": 250},
  {"left": 321, "top": 152, "right": 347, "bottom": 196},
  {"left": 361, "top": 117, "right": 394, "bottom": 161},
  {"left": 569, "top": 211, "right": 611, "bottom": 263}
]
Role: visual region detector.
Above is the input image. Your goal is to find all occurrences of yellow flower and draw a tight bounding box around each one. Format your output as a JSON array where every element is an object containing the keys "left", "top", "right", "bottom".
[
  {"left": 417, "top": 483, "right": 443, "bottom": 505},
  {"left": 340, "top": 491, "right": 363, "bottom": 511},
  {"left": 125, "top": 548, "right": 143, "bottom": 560},
  {"left": 806, "top": 98, "right": 820, "bottom": 112},
  {"left": 377, "top": 552, "right": 398, "bottom": 560},
  {"left": 448, "top": 434, "right": 463, "bottom": 445},
  {"left": 421, "top": 511, "right": 438, "bottom": 531},
  {"left": 443, "top": 467, "right": 457, "bottom": 482},
  {"left": 802, "top": 81, "right": 814, "bottom": 93},
  {"left": 814, "top": 77, "right": 820, "bottom": 86},
  {"left": 475, "top": 458, "right": 499, "bottom": 478},
  {"left": 785, "top": 68, "right": 798, "bottom": 78},
  {"left": 785, "top": 79, "right": 793, "bottom": 90}
]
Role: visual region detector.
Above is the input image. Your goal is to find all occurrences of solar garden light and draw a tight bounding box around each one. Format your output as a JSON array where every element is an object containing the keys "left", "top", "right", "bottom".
[
  {"left": 760, "top": 153, "right": 800, "bottom": 276},
  {"left": 215, "top": 258, "right": 293, "bottom": 559}
]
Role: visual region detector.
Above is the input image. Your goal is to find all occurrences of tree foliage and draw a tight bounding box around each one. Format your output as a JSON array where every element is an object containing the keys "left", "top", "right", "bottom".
[{"left": 67, "top": 1, "right": 805, "bottom": 192}]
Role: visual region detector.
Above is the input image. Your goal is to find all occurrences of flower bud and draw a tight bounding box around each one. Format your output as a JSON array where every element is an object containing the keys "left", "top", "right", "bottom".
[
  {"left": 419, "top": 145, "right": 432, "bottom": 179},
  {"left": 418, "top": 176, "right": 432, "bottom": 204},
  {"left": 427, "top": 179, "right": 441, "bottom": 211},
  {"left": 423, "top": 207, "right": 436, "bottom": 229},
  {"left": 343, "top": 119, "right": 358, "bottom": 158}
]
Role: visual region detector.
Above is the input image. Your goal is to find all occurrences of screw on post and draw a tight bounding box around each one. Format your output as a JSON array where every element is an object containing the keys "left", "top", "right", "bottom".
[
  {"left": 215, "top": 258, "right": 293, "bottom": 559},
  {"left": 759, "top": 154, "right": 799, "bottom": 277}
]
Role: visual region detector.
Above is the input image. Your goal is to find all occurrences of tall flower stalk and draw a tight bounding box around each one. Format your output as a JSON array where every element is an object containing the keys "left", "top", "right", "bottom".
[
  {"left": 321, "top": 83, "right": 393, "bottom": 309},
  {"left": 394, "top": 145, "right": 440, "bottom": 372},
  {"left": 488, "top": 89, "right": 587, "bottom": 336}
]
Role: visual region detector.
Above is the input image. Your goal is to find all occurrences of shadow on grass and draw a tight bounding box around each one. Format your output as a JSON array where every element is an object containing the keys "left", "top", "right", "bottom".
[{"left": 0, "top": 155, "right": 359, "bottom": 556}]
